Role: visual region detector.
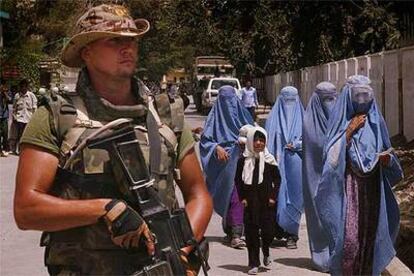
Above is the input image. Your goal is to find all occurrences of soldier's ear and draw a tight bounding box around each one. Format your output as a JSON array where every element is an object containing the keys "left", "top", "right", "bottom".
[{"left": 80, "top": 46, "right": 91, "bottom": 63}]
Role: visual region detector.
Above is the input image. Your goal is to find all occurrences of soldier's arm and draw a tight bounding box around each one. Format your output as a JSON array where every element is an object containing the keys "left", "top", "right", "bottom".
[
  {"left": 175, "top": 148, "right": 213, "bottom": 252},
  {"left": 14, "top": 144, "right": 111, "bottom": 231}
]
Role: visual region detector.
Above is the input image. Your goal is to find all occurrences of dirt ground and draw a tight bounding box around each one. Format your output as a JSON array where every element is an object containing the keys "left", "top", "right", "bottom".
[{"left": 394, "top": 141, "right": 414, "bottom": 271}]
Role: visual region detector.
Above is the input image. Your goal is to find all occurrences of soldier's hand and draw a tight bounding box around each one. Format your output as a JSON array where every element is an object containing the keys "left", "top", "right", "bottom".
[
  {"left": 192, "top": 127, "right": 203, "bottom": 134},
  {"left": 180, "top": 254, "right": 198, "bottom": 276},
  {"left": 103, "top": 199, "right": 155, "bottom": 255}
]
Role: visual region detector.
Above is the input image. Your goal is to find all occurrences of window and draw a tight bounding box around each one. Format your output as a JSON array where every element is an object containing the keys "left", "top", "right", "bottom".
[{"left": 210, "top": 80, "right": 239, "bottom": 90}]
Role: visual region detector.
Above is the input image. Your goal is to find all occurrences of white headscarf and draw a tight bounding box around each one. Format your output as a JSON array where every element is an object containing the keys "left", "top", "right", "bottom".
[
  {"left": 238, "top": 124, "right": 254, "bottom": 145},
  {"left": 241, "top": 126, "right": 277, "bottom": 185}
]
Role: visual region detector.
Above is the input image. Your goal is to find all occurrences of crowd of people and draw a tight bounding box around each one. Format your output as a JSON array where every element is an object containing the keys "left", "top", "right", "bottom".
[
  {"left": 13, "top": 4, "right": 213, "bottom": 276},
  {"left": 8, "top": 3, "right": 404, "bottom": 276},
  {"left": 0, "top": 79, "right": 38, "bottom": 156},
  {"left": 200, "top": 75, "right": 403, "bottom": 275}
]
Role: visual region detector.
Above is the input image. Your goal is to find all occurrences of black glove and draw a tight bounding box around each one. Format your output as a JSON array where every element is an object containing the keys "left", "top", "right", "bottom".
[
  {"left": 103, "top": 199, "right": 155, "bottom": 254},
  {"left": 180, "top": 254, "right": 198, "bottom": 276}
]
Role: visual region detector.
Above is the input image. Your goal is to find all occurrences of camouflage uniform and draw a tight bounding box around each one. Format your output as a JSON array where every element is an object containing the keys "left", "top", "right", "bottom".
[
  {"left": 36, "top": 69, "right": 186, "bottom": 275},
  {"left": 18, "top": 5, "right": 193, "bottom": 274}
]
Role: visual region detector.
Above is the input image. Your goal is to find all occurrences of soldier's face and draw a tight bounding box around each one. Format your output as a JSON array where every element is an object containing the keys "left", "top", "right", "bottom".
[{"left": 82, "top": 36, "right": 138, "bottom": 79}]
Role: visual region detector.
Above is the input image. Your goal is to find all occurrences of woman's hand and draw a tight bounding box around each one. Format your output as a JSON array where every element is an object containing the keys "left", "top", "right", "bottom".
[
  {"left": 285, "top": 143, "right": 294, "bottom": 150},
  {"left": 346, "top": 114, "right": 367, "bottom": 143},
  {"left": 378, "top": 152, "right": 391, "bottom": 167},
  {"left": 216, "top": 145, "right": 229, "bottom": 162}
]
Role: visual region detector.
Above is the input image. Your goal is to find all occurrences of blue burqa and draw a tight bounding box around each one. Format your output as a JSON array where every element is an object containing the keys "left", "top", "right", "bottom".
[
  {"left": 303, "top": 82, "right": 337, "bottom": 272},
  {"left": 265, "top": 86, "right": 304, "bottom": 236},
  {"left": 200, "top": 86, "right": 254, "bottom": 217},
  {"left": 316, "top": 76, "right": 403, "bottom": 275}
]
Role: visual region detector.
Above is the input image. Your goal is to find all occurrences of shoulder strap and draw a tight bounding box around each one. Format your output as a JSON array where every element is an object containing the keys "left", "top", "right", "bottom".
[
  {"left": 46, "top": 94, "right": 77, "bottom": 142},
  {"left": 46, "top": 92, "right": 104, "bottom": 158},
  {"left": 146, "top": 111, "right": 162, "bottom": 176},
  {"left": 153, "top": 93, "right": 185, "bottom": 133},
  {"left": 169, "top": 96, "right": 184, "bottom": 132},
  {"left": 60, "top": 94, "right": 103, "bottom": 157},
  {"left": 148, "top": 97, "right": 177, "bottom": 150}
]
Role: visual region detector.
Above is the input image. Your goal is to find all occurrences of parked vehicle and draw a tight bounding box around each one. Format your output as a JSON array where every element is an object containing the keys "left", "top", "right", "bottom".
[
  {"left": 194, "top": 56, "right": 234, "bottom": 79},
  {"left": 196, "top": 77, "right": 241, "bottom": 114},
  {"left": 191, "top": 56, "right": 238, "bottom": 114}
]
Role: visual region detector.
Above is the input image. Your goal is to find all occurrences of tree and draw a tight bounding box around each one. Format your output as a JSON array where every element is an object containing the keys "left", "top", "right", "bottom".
[{"left": 1, "top": 0, "right": 403, "bottom": 84}]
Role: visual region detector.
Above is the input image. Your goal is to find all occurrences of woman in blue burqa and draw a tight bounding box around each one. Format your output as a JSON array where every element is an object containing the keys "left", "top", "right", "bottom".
[
  {"left": 200, "top": 85, "right": 254, "bottom": 248},
  {"left": 317, "top": 75, "right": 403, "bottom": 275},
  {"left": 265, "top": 86, "right": 304, "bottom": 249},
  {"left": 303, "top": 81, "right": 338, "bottom": 272}
]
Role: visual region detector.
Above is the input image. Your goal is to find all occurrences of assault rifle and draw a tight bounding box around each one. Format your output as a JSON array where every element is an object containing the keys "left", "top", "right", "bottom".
[{"left": 87, "top": 124, "right": 209, "bottom": 276}]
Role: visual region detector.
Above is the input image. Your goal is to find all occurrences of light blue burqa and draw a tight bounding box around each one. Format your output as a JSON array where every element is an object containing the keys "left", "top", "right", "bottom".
[
  {"left": 303, "top": 82, "right": 338, "bottom": 272},
  {"left": 200, "top": 85, "right": 254, "bottom": 217},
  {"left": 265, "top": 86, "right": 304, "bottom": 236},
  {"left": 316, "top": 76, "right": 403, "bottom": 275}
]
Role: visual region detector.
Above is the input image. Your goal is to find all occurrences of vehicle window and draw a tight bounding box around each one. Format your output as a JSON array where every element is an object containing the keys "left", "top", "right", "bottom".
[
  {"left": 211, "top": 80, "right": 239, "bottom": 90},
  {"left": 197, "top": 67, "right": 216, "bottom": 75},
  {"left": 198, "top": 79, "right": 209, "bottom": 89}
]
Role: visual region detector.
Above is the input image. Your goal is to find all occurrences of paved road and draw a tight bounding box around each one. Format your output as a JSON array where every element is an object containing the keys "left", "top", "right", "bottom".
[{"left": 0, "top": 101, "right": 325, "bottom": 276}]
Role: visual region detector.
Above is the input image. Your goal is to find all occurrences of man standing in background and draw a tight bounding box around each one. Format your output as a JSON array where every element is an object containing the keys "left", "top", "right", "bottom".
[
  {"left": 12, "top": 79, "right": 37, "bottom": 154},
  {"left": 240, "top": 80, "right": 258, "bottom": 120},
  {"left": 0, "top": 79, "right": 11, "bottom": 157}
]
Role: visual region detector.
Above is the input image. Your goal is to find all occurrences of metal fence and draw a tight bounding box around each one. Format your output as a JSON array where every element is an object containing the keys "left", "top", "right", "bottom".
[{"left": 254, "top": 45, "right": 414, "bottom": 142}]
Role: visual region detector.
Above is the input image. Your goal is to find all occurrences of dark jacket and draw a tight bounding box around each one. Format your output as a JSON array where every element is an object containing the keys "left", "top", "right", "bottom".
[{"left": 235, "top": 157, "right": 281, "bottom": 226}]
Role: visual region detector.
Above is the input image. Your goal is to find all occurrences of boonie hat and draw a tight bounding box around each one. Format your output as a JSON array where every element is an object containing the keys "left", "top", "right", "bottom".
[{"left": 61, "top": 4, "right": 150, "bottom": 68}]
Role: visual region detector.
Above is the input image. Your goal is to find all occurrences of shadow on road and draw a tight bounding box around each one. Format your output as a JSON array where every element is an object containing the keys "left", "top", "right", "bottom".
[
  {"left": 275, "top": 257, "right": 316, "bottom": 271},
  {"left": 184, "top": 109, "right": 200, "bottom": 116},
  {"left": 270, "top": 239, "right": 286, "bottom": 248},
  {"left": 206, "top": 236, "right": 248, "bottom": 250},
  {"left": 205, "top": 236, "right": 225, "bottom": 243},
  {"left": 218, "top": 264, "right": 247, "bottom": 273}
]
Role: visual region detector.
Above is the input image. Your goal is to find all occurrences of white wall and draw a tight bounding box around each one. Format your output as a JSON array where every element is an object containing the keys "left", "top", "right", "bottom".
[
  {"left": 254, "top": 45, "right": 414, "bottom": 142},
  {"left": 402, "top": 46, "right": 414, "bottom": 142}
]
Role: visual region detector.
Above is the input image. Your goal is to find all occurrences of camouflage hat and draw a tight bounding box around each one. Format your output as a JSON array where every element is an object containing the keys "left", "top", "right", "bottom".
[{"left": 61, "top": 4, "right": 150, "bottom": 68}]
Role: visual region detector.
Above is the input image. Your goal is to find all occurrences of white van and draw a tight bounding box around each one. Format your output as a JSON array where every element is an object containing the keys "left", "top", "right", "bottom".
[{"left": 200, "top": 77, "right": 241, "bottom": 113}]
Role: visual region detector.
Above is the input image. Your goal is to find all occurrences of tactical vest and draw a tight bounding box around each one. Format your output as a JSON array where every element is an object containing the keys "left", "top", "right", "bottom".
[{"left": 41, "top": 78, "right": 185, "bottom": 275}]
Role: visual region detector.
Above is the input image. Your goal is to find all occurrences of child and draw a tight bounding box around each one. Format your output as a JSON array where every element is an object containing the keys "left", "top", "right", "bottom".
[{"left": 236, "top": 126, "right": 281, "bottom": 275}]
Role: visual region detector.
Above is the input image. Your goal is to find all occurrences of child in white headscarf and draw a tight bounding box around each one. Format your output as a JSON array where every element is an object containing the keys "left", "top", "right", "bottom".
[{"left": 236, "top": 126, "right": 280, "bottom": 275}]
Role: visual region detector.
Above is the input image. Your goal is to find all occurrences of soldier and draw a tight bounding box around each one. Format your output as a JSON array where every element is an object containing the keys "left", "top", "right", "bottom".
[{"left": 14, "top": 4, "right": 212, "bottom": 275}]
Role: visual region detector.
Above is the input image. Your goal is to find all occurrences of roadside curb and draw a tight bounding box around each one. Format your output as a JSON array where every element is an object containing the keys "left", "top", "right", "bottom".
[{"left": 384, "top": 257, "right": 412, "bottom": 275}]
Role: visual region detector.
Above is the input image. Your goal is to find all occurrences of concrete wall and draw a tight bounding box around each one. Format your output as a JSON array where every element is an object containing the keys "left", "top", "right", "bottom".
[
  {"left": 384, "top": 51, "right": 400, "bottom": 137},
  {"left": 254, "top": 45, "right": 414, "bottom": 142},
  {"left": 402, "top": 46, "right": 414, "bottom": 142}
]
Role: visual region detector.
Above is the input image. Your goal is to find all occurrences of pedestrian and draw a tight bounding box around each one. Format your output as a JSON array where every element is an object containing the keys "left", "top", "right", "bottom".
[
  {"left": 236, "top": 126, "right": 280, "bottom": 275},
  {"left": 302, "top": 81, "right": 338, "bottom": 272},
  {"left": 240, "top": 80, "right": 259, "bottom": 120},
  {"left": 37, "top": 87, "right": 49, "bottom": 106},
  {"left": 14, "top": 4, "right": 212, "bottom": 275},
  {"left": 0, "top": 79, "right": 12, "bottom": 157},
  {"left": 169, "top": 82, "right": 178, "bottom": 98},
  {"left": 316, "top": 75, "right": 403, "bottom": 275},
  {"left": 200, "top": 85, "right": 254, "bottom": 249},
  {"left": 12, "top": 79, "right": 37, "bottom": 154},
  {"left": 265, "top": 86, "right": 304, "bottom": 249}
]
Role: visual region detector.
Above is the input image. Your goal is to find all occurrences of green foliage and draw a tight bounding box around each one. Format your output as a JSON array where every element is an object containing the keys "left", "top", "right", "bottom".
[
  {"left": 1, "top": 0, "right": 83, "bottom": 86},
  {"left": 356, "top": 2, "right": 401, "bottom": 53},
  {"left": 0, "top": 0, "right": 403, "bottom": 83}
]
